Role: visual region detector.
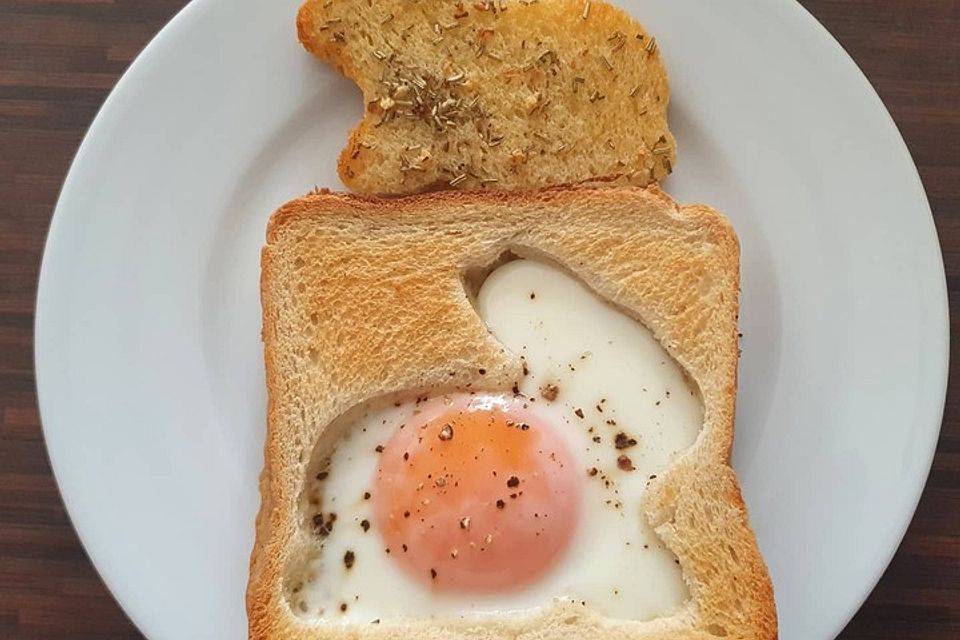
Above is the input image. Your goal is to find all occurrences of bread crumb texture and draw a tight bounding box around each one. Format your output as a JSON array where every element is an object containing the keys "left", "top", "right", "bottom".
[
  {"left": 297, "top": 0, "right": 676, "bottom": 195},
  {"left": 249, "top": 187, "right": 776, "bottom": 639}
]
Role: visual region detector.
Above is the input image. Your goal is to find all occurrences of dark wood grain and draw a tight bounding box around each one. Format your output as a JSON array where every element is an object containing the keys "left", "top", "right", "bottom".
[{"left": 0, "top": 0, "right": 957, "bottom": 637}]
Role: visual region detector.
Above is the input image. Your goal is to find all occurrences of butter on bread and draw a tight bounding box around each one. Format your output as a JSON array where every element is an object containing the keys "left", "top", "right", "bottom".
[
  {"left": 249, "top": 186, "right": 776, "bottom": 639},
  {"left": 296, "top": 0, "right": 675, "bottom": 195}
]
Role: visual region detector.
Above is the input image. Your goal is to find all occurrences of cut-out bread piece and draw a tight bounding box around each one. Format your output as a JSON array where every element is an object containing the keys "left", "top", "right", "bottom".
[
  {"left": 296, "top": 0, "right": 675, "bottom": 195},
  {"left": 249, "top": 186, "right": 776, "bottom": 639}
]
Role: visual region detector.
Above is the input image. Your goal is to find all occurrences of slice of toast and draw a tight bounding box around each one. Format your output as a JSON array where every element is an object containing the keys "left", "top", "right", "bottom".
[
  {"left": 249, "top": 186, "right": 776, "bottom": 639},
  {"left": 297, "top": 0, "right": 675, "bottom": 195}
]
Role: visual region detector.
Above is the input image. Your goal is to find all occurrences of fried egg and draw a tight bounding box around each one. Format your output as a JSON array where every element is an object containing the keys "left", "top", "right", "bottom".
[{"left": 289, "top": 259, "right": 704, "bottom": 621}]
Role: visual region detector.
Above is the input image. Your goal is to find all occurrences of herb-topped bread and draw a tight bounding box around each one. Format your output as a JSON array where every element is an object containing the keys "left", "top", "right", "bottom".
[{"left": 296, "top": 0, "right": 676, "bottom": 195}]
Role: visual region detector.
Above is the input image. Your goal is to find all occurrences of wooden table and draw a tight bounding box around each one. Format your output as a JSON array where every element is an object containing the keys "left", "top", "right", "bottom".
[{"left": 1, "top": 0, "right": 956, "bottom": 637}]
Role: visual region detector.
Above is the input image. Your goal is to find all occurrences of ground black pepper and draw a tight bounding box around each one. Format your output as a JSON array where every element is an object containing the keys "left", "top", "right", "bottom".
[
  {"left": 540, "top": 384, "right": 559, "bottom": 401},
  {"left": 615, "top": 432, "right": 638, "bottom": 449}
]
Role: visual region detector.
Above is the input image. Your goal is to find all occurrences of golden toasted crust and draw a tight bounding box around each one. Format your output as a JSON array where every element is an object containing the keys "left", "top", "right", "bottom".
[
  {"left": 249, "top": 186, "right": 776, "bottom": 639},
  {"left": 296, "top": 0, "right": 675, "bottom": 196}
]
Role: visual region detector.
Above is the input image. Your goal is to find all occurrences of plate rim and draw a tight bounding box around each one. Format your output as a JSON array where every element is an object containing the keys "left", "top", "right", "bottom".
[{"left": 777, "top": 0, "right": 950, "bottom": 635}]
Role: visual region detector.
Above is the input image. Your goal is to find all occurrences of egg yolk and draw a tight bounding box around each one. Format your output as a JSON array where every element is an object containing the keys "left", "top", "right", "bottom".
[{"left": 372, "top": 394, "right": 581, "bottom": 592}]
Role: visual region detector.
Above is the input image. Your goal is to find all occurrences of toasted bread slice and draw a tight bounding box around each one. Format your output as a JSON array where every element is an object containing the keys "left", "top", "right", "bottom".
[
  {"left": 296, "top": 0, "right": 675, "bottom": 195},
  {"left": 249, "top": 186, "right": 776, "bottom": 639}
]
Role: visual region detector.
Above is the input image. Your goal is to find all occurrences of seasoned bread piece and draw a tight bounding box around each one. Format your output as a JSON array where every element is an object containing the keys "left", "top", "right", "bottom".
[
  {"left": 249, "top": 186, "right": 776, "bottom": 639},
  {"left": 296, "top": 0, "right": 676, "bottom": 195}
]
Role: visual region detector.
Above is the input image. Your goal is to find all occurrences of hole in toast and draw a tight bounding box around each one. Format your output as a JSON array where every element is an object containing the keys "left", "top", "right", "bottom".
[{"left": 281, "top": 252, "right": 711, "bottom": 625}]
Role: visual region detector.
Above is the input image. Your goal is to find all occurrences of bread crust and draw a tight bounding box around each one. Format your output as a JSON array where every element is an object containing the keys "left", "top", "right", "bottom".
[
  {"left": 296, "top": 0, "right": 676, "bottom": 195},
  {"left": 249, "top": 186, "right": 777, "bottom": 639}
]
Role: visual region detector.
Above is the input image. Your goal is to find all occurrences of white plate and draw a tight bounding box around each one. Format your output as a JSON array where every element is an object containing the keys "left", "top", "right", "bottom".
[{"left": 35, "top": 0, "right": 948, "bottom": 638}]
